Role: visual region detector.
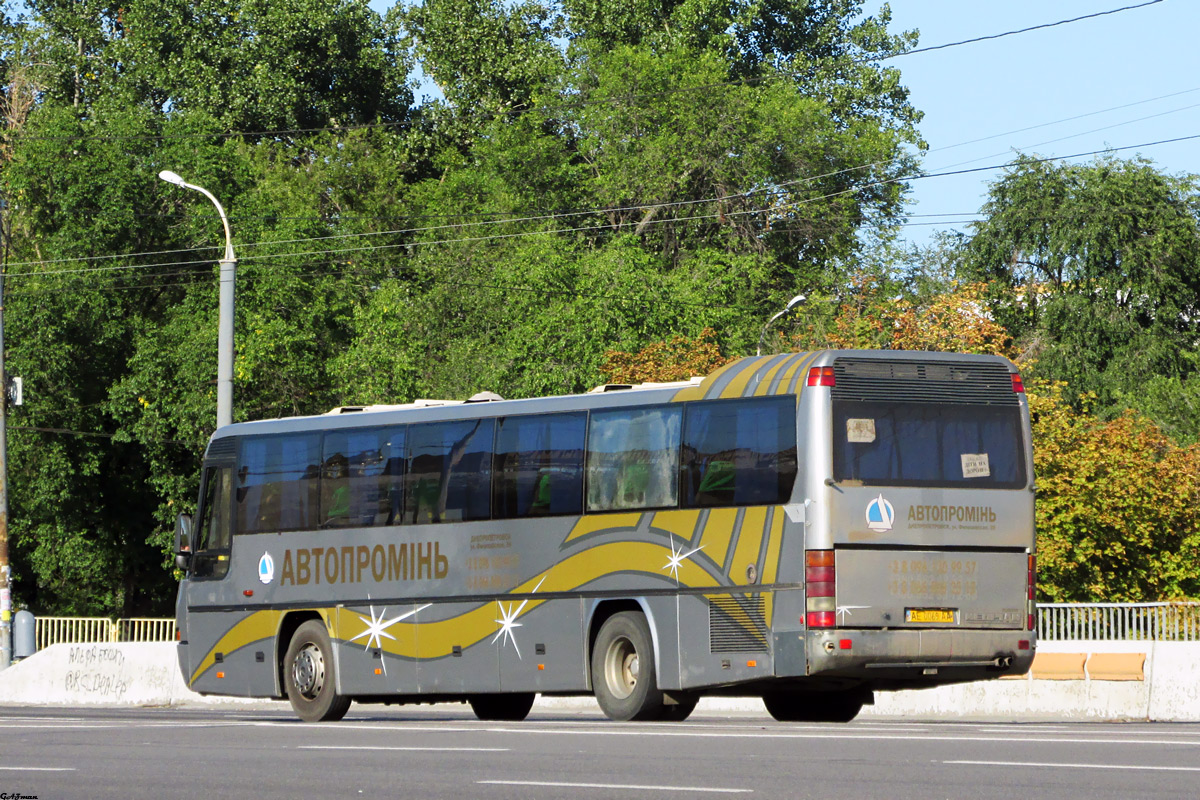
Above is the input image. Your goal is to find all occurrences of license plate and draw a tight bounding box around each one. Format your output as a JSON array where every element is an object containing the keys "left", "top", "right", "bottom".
[{"left": 906, "top": 608, "right": 956, "bottom": 624}]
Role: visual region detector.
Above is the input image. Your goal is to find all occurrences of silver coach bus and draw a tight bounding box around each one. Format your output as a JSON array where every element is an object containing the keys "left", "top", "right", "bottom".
[{"left": 173, "top": 350, "right": 1036, "bottom": 723}]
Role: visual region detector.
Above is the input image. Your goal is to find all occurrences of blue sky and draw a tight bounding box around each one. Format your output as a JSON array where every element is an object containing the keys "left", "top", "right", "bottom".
[
  {"left": 375, "top": 1, "right": 1198, "bottom": 247},
  {"left": 855, "top": 1, "right": 1199, "bottom": 246}
]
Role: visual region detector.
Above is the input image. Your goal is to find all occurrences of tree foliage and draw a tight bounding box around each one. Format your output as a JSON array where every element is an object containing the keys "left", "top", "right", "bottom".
[
  {"left": 600, "top": 328, "right": 734, "bottom": 384},
  {"left": 1030, "top": 382, "right": 1200, "bottom": 601},
  {"left": 5, "top": 0, "right": 1194, "bottom": 612},
  {"left": 0, "top": 0, "right": 927, "bottom": 615},
  {"left": 960, "top": 154, "right": 1200, "bottom": 411}
]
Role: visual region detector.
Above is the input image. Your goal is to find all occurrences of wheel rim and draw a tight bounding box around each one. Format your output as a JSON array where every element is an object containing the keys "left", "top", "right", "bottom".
[
  {"left": 603, "top": 635, "right": 639, "bottom": 700},
  {"left": 292, "top": 643, "right": 326, "bottom": 700}
]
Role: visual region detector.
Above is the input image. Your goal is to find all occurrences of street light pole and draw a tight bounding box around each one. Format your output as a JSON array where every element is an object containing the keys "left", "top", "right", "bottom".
[
  {"left": 0, "top": 205, "right": 11, "bottom": 671},
  {"left": 158, "top": 171, "right": 236, "bottom": 428},
  {"left": 757, "top": 294, "right": 806, "bottom": 356},
  {"left": 0, "top": 245, "right": 9, "bottom": 672}
]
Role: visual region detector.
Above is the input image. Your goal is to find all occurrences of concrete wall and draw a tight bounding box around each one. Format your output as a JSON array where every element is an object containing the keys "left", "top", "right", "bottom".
[
  {"left": 1, "top": 640, "right": 1197, "bottom": 720},
  {"left": 863, "top": 640, "right": 1200, "bottom": 721},
  {"left": 0, "top": 642, "right": 265, "bottom": 707}
]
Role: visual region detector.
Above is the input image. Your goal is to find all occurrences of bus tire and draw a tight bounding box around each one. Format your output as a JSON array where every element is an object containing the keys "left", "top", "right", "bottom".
[
  {"left": 763, "top": 690, "right": 864, "bottom": 723},
  {"left": 283, "top": 620, "right": 351, "bottom": 723},
  {"left": 591, "top": 611, "right": 663, "bottom": 721},
  {"left": 468, "top": 693, "right": 536, "bottom": 721}
]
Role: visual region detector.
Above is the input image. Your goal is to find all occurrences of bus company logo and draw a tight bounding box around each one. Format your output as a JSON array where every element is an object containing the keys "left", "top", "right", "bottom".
[
  {"left": 258, "top": 552, "right": 275, "bottom": 585},
  {"left": 865, "top": 495, "right": 895, "bottom": 532}
]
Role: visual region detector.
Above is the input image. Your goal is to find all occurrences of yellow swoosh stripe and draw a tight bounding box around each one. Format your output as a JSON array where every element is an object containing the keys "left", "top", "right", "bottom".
[
  {"left": 343, "top": 540, "right": 721, "bottom": 659},
  {"left": 650, "top": 509, "right": 703, "bottom": 544},
  {"left": 671, "top": 358, "right": 747, "bottom": 402},
  {"left": 762, "top": 509, "right": 785, "bottom": 625},
  {"left": 190, "top": 609, "right": 287, "bottom": 685},
  {"left": 751, "top": 354, "right": 796, "bottom": 397},
  {"left": 719, "top": 356, "right": 779, "bottom": 399},
  {"left": 562, "top": 512, "right": 642, "bottom": 545},
  {"left": 729, "top": 506, "right": 768, "bottom": 583}
]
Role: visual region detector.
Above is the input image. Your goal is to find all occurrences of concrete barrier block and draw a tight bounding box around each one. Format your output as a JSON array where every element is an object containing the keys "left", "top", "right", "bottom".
[
  {"left": 1087, "top": 652, "right": 1146, "bottom": 681},
  {"left": 0, "top": 642, "right": 185, "bottom": 705},
  {"left": 1029, "top": 651, "right": 1087, "bottom": 680},
  {"left": 1146, "top": 642, "right": 1200, "bottom": 722}
]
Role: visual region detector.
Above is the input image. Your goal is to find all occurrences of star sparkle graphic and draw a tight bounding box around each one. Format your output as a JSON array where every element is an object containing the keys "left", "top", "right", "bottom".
[
  {"left": 836, "top": 605, "right": 870, "bottom": 623},
  {"left": 663, "top": 536, "right": 704, "bottom": 582},
  {"left": 349, "top": 599, "right": 431, "bottom": 675},
  {"left": 491, "top": 576, "right": 546, "bottom": 659}
]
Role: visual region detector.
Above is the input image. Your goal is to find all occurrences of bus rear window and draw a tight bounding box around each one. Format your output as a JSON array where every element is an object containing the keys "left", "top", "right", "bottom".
[{"left": 832, "top": 401, "right": 1026, "bottom": 489}]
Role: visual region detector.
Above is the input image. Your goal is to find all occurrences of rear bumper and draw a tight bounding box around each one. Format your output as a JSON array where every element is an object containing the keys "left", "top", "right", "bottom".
[{"left": 779, "top": 627, "right": 1035, "bottom": 686}]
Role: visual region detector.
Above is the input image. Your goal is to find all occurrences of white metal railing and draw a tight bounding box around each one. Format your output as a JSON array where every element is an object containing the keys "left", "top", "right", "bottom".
[
  {"left": 1037, "top": 602, "right": 1200, "bottom": 641},
  {"left": 27, "top": 606, "right": 1200, "bottom": 649},
  {"left": 35, "top": 616, "right": 177, "bottom": 649}
]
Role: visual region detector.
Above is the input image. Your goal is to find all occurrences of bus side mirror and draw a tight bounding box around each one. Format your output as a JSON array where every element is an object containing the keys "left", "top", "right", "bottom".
[{"left": 175, "top": 514, "right": 193, "bottom": 571}]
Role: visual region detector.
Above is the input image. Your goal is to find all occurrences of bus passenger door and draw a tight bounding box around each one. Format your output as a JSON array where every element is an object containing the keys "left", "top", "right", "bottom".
[{"left": 182, "top": 465, "right": 238, "bottom": 691}]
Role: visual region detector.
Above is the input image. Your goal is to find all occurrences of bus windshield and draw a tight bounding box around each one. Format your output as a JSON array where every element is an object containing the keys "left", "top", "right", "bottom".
[{"left": 832, "top": 400, "right": 1026, "bottom": 489}]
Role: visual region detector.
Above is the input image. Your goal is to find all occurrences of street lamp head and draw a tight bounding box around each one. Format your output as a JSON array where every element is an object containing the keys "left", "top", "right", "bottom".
[
  {"left": 158, "top": 170, "right": 186, "bottom": 187},
  {"left": 757, "top": 293, "right": 808, "bottom": 356}
]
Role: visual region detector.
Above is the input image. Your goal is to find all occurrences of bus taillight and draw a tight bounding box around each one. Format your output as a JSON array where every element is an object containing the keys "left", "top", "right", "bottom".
[
  {"left": 806, "top": 550, "right": 836, "bottom": 628},
  {"left": 806, "top": 366, "right": 835, "bottom": 387},
  {"left": 1011, "top": 373, "right": 1025, "bottom": 393}
]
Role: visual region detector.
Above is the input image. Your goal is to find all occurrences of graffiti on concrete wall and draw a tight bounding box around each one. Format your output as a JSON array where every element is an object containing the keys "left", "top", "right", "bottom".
[{"left": 64, "top": 645, "right": 132, "bottom": 700}]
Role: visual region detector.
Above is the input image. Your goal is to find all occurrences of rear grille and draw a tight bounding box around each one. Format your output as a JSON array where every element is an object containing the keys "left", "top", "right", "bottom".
[
  {"left": 708, "top": 595, "right": 769, "bottom": 653},
  {"left": 832, "top": 358, "right": 1017, "bottom": 406}
]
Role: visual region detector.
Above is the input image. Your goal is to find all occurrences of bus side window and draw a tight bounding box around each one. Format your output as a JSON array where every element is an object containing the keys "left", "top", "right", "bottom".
[
  {"left": 193, "top": 466, "right": 232, "bottom": 579},
  {"left": 321, "top": 427, "right": 400, "bottom": 528},
  {"left": 406, "top": 419, "right": 494, "bottom": 523},
  {"left": 493, "top": 412, "right": 585, "bottom": 519},
  {"left": 586, "top": 407, "right": 681, "bottom": 512},
  {"left": 682, "top": 397, "right": 797, "bottom": 508},
  {"left": 236, "top": 434, "right": 320, "bottom": 533}
]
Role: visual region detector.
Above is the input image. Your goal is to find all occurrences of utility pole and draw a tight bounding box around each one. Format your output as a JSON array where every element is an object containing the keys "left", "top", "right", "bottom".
[{"left": 0, "top": 211, "right": 11, "bottom": 671}]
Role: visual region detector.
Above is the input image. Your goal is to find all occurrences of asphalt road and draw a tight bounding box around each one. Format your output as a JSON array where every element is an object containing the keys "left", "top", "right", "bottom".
[{"left": 2, "top": 705, "right": 1199, "bottom": 799}]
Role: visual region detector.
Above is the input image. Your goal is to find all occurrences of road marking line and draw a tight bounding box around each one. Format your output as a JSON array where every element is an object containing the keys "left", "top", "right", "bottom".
[
  {"left": 299, "top": 746, "right": 508, "bottom": 752},
  {"left": 479, "top": 780, "right": 751, "bottom": 793},
  {"left": 3, "top": 723, "right": 241, "bottom": 730},
  {"left": 0, "top": 767, "right": 76, "bottom": 772},
  {"left": 946, "top": 760, "right": 1200, "bottom": 773},
  {"left": 249, "top": 721, "right": 1200, "bottom": 747}
]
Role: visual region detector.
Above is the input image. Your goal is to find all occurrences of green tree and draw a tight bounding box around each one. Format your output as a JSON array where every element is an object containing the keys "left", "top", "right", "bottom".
[
  {"left": 1, "top": 102, "right": 180, "bottom": 614},
  {"left": 961, "top": 154, "right": 1200, "bottom": 414},
  {"left": 28, "top": 0, "right": 413, "bottom": 129},
  {"left": 0, "top": 1, "right": 419, "bottom": 615},
  {"left": 1030, "top": 383, "right": 1200, "bottom": 601},
  {"left": 0, "top": 0, "right": 935, "bottom": 617}
]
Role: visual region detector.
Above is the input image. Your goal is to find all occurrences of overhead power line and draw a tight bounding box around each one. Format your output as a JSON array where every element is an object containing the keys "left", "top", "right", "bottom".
[
  {"left": 6, "top": 129, "right": 1199, "bottom": 281},
  {"left": 1, "top": 0, "right": 1165, "bottom": 145},
  {"left": 891, "top": 1, "right": 1164, "bottom": 59}
]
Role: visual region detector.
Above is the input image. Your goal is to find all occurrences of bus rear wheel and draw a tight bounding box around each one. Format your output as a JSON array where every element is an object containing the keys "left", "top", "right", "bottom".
[
  {"left": 763, "top": 690, "right": 864, "bottom": 723},
  {"left": 284, "top": 620, "right": 351, "bottom": 722},
  {"left": 592, "top": 611, "right": 663, "bottom": 721},
  {"left": 468, "top": 693, "right": 536, "bottom": 721}
]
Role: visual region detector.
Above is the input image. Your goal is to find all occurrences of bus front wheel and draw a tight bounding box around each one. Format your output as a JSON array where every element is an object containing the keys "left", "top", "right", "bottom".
[
  {"left": 284, "top": 620, "right": 351, "bottom": 722},
  {"left": 591, "top": 611, "right": 663, "bottom": 721}
]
